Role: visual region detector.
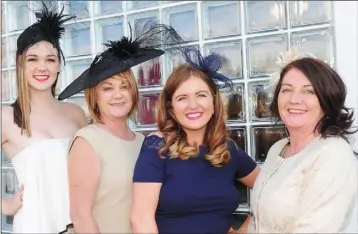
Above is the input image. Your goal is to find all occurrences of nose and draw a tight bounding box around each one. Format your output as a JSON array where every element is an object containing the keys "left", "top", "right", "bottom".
[
  {"left": 289, "top": 90, "right": 302, "bottom": 104},
  {"left": 113, "top": 87, "right": 124, "bottom": 99},
  {"left": 187, "top": 96, "right": 199, "bottom": 109},
  {"left": 36, "top": 61, "right": 48, "bottom": 72}
]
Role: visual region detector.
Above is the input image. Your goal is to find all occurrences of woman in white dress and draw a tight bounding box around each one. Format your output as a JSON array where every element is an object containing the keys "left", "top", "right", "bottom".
[
  {"left": 248, "top": 55, "right": 358, "bottom": 233},
  {"left": 1, "top": 4, "right": 87, "bottom": 233}
]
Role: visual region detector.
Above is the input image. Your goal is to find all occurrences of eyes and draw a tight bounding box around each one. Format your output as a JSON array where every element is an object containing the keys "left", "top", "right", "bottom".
[
  {"left": 280, "top": 87, "right": 315, "bottom": 95},
  {"left": 26, "top": 58, "right": 57, "bottom": 63},
  {"left": 177, "top": 93, "right": 208, "bottom": 102},
  {"left": 102, "top": 85, "right": 128, "bottom": 92}
]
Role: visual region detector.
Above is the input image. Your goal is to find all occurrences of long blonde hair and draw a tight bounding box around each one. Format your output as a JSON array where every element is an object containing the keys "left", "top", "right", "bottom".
[{"left": 11, "top": 45, "right": 59, "bottom": 137}]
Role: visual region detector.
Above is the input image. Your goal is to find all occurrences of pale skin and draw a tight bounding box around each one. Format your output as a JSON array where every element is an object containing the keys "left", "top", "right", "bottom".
[
  {"left": 278, "top": 68, "right": 324, "bottom": 156},
  {"left": 131, "top": 76, "right": 260, "bottom": 234},
  {"left": 68, "top": 76, "right": 135, "bottom": 233},
  {"left": 1, "top": 41, "right": 87, "bottom": 216}
]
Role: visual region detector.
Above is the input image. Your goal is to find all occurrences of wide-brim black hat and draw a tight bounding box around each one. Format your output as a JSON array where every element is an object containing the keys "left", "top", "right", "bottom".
[{"left": 58, "top": 23, "right": 183, "bottom": 100}]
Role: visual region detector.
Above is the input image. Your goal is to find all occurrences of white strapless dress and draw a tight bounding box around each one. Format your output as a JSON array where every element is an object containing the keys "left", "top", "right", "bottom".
[{"left": 11, "top": 138, "right": 72, "bottom": 233}]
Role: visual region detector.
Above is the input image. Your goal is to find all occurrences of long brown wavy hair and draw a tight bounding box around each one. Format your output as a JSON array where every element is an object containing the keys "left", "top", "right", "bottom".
[{"left": 157, "top": 64, "right": 230, "bottom": 167}]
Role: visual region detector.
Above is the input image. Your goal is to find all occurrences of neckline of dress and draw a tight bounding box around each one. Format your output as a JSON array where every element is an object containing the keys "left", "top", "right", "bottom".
[{"left": 10, "top": 137, "right": 72, "bottom": 161}]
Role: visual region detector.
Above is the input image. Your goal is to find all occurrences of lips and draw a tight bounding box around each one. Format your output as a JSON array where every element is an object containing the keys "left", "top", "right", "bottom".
[
  {"left": 185, "top": 112, "right": 202, "bottom": 120},
  {"left": 110, "top": 102, "right": 125, "bottom": 106},
  {"left": 33, "top": 75, "right": 49, "bottom": 82},
  {"left": 288, "top": 108, "right": 307, "bottom": 114}
]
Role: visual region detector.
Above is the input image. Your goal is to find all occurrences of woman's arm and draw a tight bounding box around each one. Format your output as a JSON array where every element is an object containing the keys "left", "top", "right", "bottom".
[
  {"left": 131, "top": 134, "right": 165, "bottom": 233},
  {"left": 68, "top": 137, "right": 101, "bottom": 233},
  {"left": 131, "top": 183, "right": 161, "bottom": 233},
  {"left": 1, "top": 185, "right": 24, "bottom": 216}
]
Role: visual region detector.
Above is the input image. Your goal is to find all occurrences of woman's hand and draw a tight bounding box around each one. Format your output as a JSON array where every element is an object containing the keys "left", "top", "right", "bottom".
[{"left": 2, "top": 184, "right": 24, "bottom": 216}]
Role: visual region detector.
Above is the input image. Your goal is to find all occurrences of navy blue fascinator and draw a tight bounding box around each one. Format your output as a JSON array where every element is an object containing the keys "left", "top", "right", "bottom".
[{"left": 181, "top": 47, "right": 233, "bottom": 91}]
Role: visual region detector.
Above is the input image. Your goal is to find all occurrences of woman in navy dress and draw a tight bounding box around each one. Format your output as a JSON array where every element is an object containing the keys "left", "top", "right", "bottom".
[{"left": 131, "top": 48, "right": 260, "bottom": 234}]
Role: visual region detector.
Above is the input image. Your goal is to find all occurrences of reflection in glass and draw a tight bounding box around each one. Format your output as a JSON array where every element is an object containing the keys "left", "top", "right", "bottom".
[
  {"left": 66, "top": 23, "right": 91, "bottom": 57},
  {"left": 129, "top": 1, "right": 157, "bottom": 10},
  {"left": 1, "top": 3, "right": 5, "bottom": 33},
  {"left": 134, "top": 16, "right": 157, "bottom": 38},
  {"left": 164, "top": 6, "right": 198, "bottom": 41},
  {"left": 96, "top": 17, "right": 123, "bottom": 52},
  {"left": 245, "top": 1, "right": 286, "bottom": 33},
  {"left": 248, "top": 35, "right": 288, "bottom": 77},
  {"left": 292, "top": 29, "right": 333, "bottom": 66},
  {"left": 290, "top": 1, "right": 332, "bottom": 27},
  {"left": 2, "top": 71, "right": 9, "bottom": 101},
  {"left": 2, "top": 170, "right": 17, "bottom": 195},
  {"left": 8, "top": 34, "right": 20, "bottom": 66},
  {"left": 228, "top": 128, "right": 246, "bottom": 152},
  {"left": 138, "top": 93, "right": 159, "bottom": 125},
  {"left": 250, "top": 83, "right": 271, "bottom": 120},
  {"left": 97, "top": 1, "right": 123, "bottom": 15},
  {"left": 67, "top": 59, "right": 92, "bottom": 82},
  {"left": 7, "top": 1, "right": 29, "bottom": 32},
  {"left": 222, "top": 86, "right": 244, "bottom": 121},
  {"left": 205, "top": 41, "right": 243, "bottom": 78},
  {"left": 1, "top": 37, "right": 6, "bottom": 67},
  {"left": 234, "top": 181, "right": 248, "bottom": 205},
  {"left": 136, "top": 58, "right": 161, "bottom": 87},
  {"left": 166, "top": 46, "right": 199, "bottom": 74},
  {"left": 68, "top": 0, "right": 89, "bottom": 19},
  {"left": 2, "top": 151, "right": 11, "bottom": 165},
  {"left": 203, "top": 1, "right": 240, "bottom": 38},
  {"left": 253, "top": 127, "right": 285, "bottom": 162},
  {"left": 230, "top": 213, "right": 249, "bottom": 230}
]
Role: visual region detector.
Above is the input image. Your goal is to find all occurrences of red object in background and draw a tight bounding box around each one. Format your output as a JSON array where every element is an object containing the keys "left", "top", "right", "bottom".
[
  {"left": 139, "top": 94, "right": 159, "bottom": 125},
  {"left": 138, "top": 60, "right": 161, "bottom": 87}
]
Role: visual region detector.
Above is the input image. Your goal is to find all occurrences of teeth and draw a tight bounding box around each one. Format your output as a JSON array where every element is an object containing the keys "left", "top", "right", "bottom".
[
  {"left": 34, "top": 75, "right": 48, "bottom": 79},
  {"left": 288, "top": 109, "right": 306, "bottom": 114},
  {"left": 186, "top": 113, "right": 201, "bottom": 118}
]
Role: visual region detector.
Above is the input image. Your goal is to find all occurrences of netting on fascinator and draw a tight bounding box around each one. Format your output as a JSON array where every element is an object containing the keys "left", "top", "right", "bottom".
[
  {"left": 266, "top": 48, "right": 317, "bottom": 101},
  {"left": 180, "top": 47, "right": 234, "bottom": 92},
  {"left": 58, "top": 22, "right": 185, "bottom": 100}
]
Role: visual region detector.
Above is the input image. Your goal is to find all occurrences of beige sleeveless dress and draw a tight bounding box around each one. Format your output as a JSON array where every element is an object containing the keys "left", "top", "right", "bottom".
[{"left": 70, "top": 124, "right": 144, "bottom": 233}]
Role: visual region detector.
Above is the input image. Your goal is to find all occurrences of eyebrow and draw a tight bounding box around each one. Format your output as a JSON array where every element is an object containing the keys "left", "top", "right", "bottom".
[
  {"left": 281, "top": 83, "right": 313, "bottom": 87},
  {"left": 25, "top": 54, "right": 57, "bottom": 58},
  {"left": 174, "top": 90, "right": 209, "bottom": 99}
]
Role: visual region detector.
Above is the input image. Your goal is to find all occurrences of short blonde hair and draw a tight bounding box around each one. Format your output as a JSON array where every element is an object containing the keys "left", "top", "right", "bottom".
[{"left": 84, "top": 69, "right": 139, "bottom": 123}]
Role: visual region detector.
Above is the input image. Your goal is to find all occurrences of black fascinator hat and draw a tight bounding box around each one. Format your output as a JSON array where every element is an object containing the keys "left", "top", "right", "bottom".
[
  {"left": 16, "top": 2, "right": 75, "bottom": 61},
  {"left": 58, "top": 23, "right": 183, "bottom": 100},
  {"left": 179, "top": 47, "right": 234, "bottom": 92}
]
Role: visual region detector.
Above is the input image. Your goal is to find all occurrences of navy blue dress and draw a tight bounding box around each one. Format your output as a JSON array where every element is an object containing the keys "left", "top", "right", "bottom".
[{"left": 133, "top": 135, "right": 257, "bottom": 234}]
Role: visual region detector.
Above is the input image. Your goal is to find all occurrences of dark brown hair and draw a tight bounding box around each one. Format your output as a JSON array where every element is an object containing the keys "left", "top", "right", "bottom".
[
  {"left": 270, "top": 57, "right": 357, "bottom": 141},
  {"left": 156, "top": 64, "right": 230, "bottom": 167}
]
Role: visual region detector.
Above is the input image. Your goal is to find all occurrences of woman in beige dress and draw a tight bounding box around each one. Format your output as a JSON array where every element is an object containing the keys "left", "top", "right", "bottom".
[
  {"left": 248, "top": 55, "right": 358, "bottom": 233},
  {"left": 58, "top": 23, "right": 183, "bottom": 233}
]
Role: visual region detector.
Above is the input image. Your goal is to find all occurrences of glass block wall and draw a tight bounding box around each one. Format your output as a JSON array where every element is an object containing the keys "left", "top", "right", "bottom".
[{"left": 1, "top": 1, "right": 335, "bottom": 232}]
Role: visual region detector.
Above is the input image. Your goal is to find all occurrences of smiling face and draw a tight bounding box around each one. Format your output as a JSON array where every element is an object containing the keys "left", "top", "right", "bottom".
[
  {"left": 24, "top": 41, "right": 60, "bottom": 93},
  {"left": 95, "top": 75, "right": 134, "bottom": 120},
  {"left": 171, "top": 75, "right": 214, "bottom": 133},
  {"left": 278, "top": 68, "right": 324, "bottom": 132}
]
